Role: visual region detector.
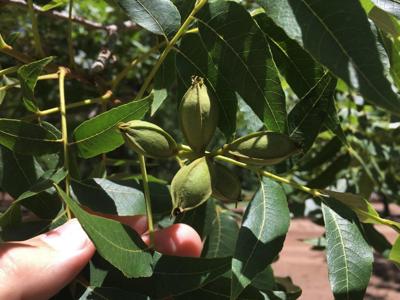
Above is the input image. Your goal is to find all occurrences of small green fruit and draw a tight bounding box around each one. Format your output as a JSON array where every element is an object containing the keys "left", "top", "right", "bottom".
[
  {"left": 118, "top": 120, "right": 177, "bottom": 159},
  {"left": 171, "top": 157, "right": 214, "bottom": 215},
  {"left": 225, "top": 131, "right": 300, "bottom": 165},
  {"left": 212, "top": 162, "right": 241, "bottom": 202},
  {"left": 179, "top": 76, "right": 219, "bottom": 153}
]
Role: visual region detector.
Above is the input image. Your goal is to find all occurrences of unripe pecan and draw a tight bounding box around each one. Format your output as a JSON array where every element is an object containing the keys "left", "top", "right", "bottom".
[
  {"left": 224, "top": 131, "right": 300, "bottom": 165},
  {"left": 179, "top": 76, "right": 219, "bottom": 154},
  {"left": 119, "top": 120, "right": 178, "bottom": 159},
  {"left": 171, "top": 157, "right": 214, "bottom": 215}
]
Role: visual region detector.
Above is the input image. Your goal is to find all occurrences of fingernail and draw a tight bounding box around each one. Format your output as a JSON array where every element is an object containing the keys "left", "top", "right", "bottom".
[{"left": 42, "top": 219, "right": 91, "bottom": 252}]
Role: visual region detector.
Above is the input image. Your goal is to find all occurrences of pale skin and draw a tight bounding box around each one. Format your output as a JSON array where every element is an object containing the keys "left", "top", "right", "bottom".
[{"left": 0, "top": 216, "right": 202, "bottom": 300}]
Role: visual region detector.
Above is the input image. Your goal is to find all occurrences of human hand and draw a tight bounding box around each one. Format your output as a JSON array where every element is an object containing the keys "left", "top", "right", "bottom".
[{"left": 0, "top": 217, "right": 202, "bottom": 300}]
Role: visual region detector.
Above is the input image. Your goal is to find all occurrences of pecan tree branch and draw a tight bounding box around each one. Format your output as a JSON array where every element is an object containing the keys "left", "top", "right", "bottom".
[{"left": 0, "top": 0, "right": 138, "bottom": 33}]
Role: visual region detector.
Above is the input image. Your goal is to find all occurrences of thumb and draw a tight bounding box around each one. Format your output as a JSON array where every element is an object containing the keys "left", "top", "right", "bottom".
[{"left": 0, "top": 219, "right": 95, "bottom": 300}]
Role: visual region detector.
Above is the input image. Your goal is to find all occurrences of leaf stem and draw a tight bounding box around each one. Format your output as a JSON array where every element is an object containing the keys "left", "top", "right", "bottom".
[
  {"left": 27, "top": 0, "right": 45, "bottom": 57},
  {"left": 0, "top": 65, "right": 20, "bottom": 77},
  {"left": 0, "top": 73, "right": 59, "bottom": 92},
  {"left": 135, "top": 0, "right": 208, "bottom": 99},
  {"left": 67, "top": 0, "right": 76, "bottom": 68},
  {"left": 138, "top": 154, "right": 155, "bottom": 249},
  {"left": 36, "top": 90, "right": 113, "bottom": 117},
  {"left": 214, "top": 155, "right": 326, "bottom": 198},
  {"left": 58, "top": 67, "right": 72, "bottom": 219}
]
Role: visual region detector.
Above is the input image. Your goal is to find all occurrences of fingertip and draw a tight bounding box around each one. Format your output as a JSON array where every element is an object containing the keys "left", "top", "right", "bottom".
[
  {"left": 115, "top": 215, "right": 148, "bottom": 235},
  {"left": 142, "top": 224, "right": 203, "bottom": 257}
]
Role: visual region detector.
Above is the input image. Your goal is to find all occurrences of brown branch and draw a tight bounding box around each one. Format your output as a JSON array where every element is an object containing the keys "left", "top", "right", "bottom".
[{"left": 0, "top": 0, "right": 139, "bottom": 34}]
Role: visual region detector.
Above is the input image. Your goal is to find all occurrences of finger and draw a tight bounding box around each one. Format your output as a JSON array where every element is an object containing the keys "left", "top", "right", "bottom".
[
  {"left": 0, "top": 219, "right": 95, "bottom": 300},
  {"left": 142, "top": 223, "right": 203, "bottom": 257},
  {"left": 83, "top": 208, "right": 148, "bottom": 235}
]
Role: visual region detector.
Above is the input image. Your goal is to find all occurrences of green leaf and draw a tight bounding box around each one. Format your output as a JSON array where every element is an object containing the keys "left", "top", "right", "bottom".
[
  {"left": 115, "top": 0, "right": 181, "bottom": 37},
  {"left": 197, "top": 1, "right": 287, "bottom": 133},
  {"left": 231, "top": 177, "right": 290, "bottom": 299},
  {"left": 72, "top": 96, "right": 152, "bottom": 158},
  {"left": 372, "top": 0, "right": 400, "bottom": 19},
  {"left": 204, "top": 206, "right": 239, "bottom": 258},
  {"left": 324, "top": 190, "right": 400, "bottom": 232},
  {"left": 175, "top": 33, "right": 237, "bottom": 139},
  {"left": 152, "top": 52, "right": 176, "bottom": 115},
  {"left": 308, "top": 154, "right": 351, "bottom": 188},
  {"left": 41, "top": 0, "right": 68, "bottom": 11},
  {"left": 152, "top": 255, "right": 232, "bottom": 297},
  {"left": 258, "top": 0, "right": 400, "bottom": 114},
  {"left": 56, "top": 185, "right": 154, "bottom": 278},
  {"left": 71, "top": 178, "right": 145, "bottom": 216},
  {"left": 363, "top": 224, "right": 392, "bottom": 257},
  {"left": 0, "top": 168, "right": 67, "bottom": 227},
  {"left": 17, "top": 57, "right": 53, "bottom": 112},
  {"left": 389, "top": 236, "right": 400, "bottom": 265},
  {"left": 254, "top": 12, "right": 324, "bottom": 98},
  {"left": 0, "top": 118, "right": 61, "bottom": 155},
  {"left": 323, "top": 100, "right": 348, "bottom": 146},
  {"left": 176, "top": 277, "right": 270, "bottom": 299},
  {"left": 322, "top": 201, "right": 373, "bottom": 300},
  {"left": 175, "top": 198, "right": 217, "bottom": 239},
  {"left": 79, "top": 287, "right": 148, "bottom": 300},
  {"left": 288, "top": 72, "right": 337, "bottom": 153},
  {"left": 0, "top": 146, "right": 62, "bottom": 220},
  {"left": 275, "top": 277, "right": 302, "bottom": 299},
  {"left": 299, "top": 137, "right": 343, "bottom": 171}
]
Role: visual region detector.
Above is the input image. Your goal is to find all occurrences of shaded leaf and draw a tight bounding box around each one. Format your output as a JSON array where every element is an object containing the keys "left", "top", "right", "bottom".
[
  {"left": 251, "top": 266, "right": 276, "bottom": 292},
  {"left": 176, "top": 277, "right": 270, "bottom": 299},
  {"left": 175, "top": 197, "right": 216, "bottom": 238},
  {"left": 0, "top": 146, "right": 62, "bottom": 220},
  {"left": 17, "top": 57, "right": 53, "bottom": 112},
  {"left": 152, "top": 255, "right": 231, "bottom": 297},
  {"left": 56, "top": 186, "right": 154, "bottom": 278},
  {"left": 275, "top": 277, "right": 302, "bottom": 299},
  {"left": 79, "top": 287, "right": 148, "bottom": 300},
  {"left": 72, "top": 96, "right": 151, "bottom": 158},
  {"left": 71, "top": 178, "right": 145, "bottom": 216},
  {"left": 197, "top": 1, "right": 287, "bottom": 133},
  {"left": 323, "top": 101, "right": 348, "bottom": 146},
  {"left": 0, "top": 118, "right": 61, "bottom": 155},
  {"left": 175, "top": 33, "right": 237, "bottom": 139},
  {"left": 288, "top": 72, "right": 337, "bottom": 153},
  {"left": 299, "top": 137, "right": 342, "bottom": 171},
  {"left": 254, "top": 12, "right": 324, "bottom": 98},
  {"left": 72, "top": 178, "right": 172, "bottom": 218},
  {"left": 232, "top": 177, "right": 290, "bottom": 299},
  {"left": 152, "top": 52, "right": 176, "bottom": 115},
  {"left": 259, "top": 0, "right": 400, "bottom": 114},
  {"left": 308, "top": 154, "right": 351, "bottom": 188},
  {"left": 115, "top": 0, "right": 181, "bottom": 37},
  {"left": 322, "top": 201, "right": 373, "bottom": 300},
  {"left": 204, "top": 206, "right": 239, "bottom": 258},
  {"left": 363, "top": 224, "right": 392, "bottom": 257}
]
